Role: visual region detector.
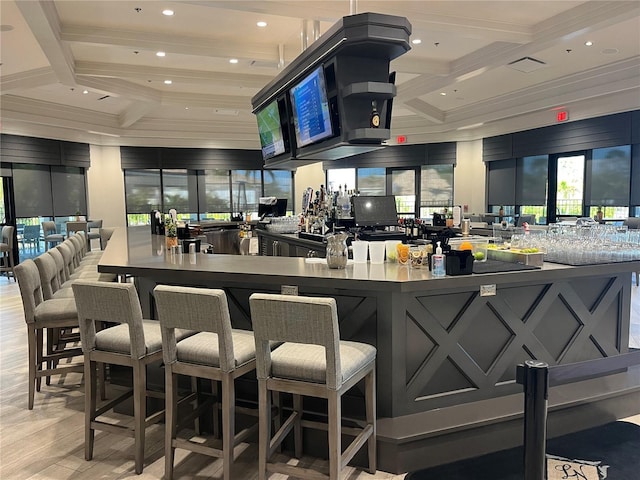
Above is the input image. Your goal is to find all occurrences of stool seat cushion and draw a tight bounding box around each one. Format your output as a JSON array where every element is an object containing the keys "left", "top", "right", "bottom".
[
  {"left": 34, "top": 297, "right": 77, "bottom": 323},
  {"left": 95, "top": 321, "right": 192, "bottom": 355},
  {"left": 0, "top": 243, "right": 10, "bottom": 252},
  {"left": 177, "top": 329, "right": 256, "bottom": 367},
  {"left": 270, "top": 341, "right": 376, "bottom": 385},
  {"left": 51, "top": 287, "right": 76, "bottom": 299}
]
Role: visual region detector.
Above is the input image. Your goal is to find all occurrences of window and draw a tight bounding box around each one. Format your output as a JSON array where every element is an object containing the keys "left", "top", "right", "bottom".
[
  {"left": 263, "top": 170, "right": 294, "bottom": 215},
  {"left": 517, "top": 155, "right": 548, "bottom": 224},
  {"left": 162, "top": 169, "right": 198, "bottom": 221},
  {"left": 391, "top": 169, "right": 416, "bottom": 216},
  {"left": 124, "top": 169, "right": 161, "bottom": 225},
  {"left": 231, "top": 170, "right": 261, "bottom": 215},
  {"left": 327, "top": 168, "right": 355, "bottom": 194},
  {"left": 357, "top": 168, "right": 385, "bottom": 196},
  {"left": 556, "top": 155, "right": 585, "bottom": 217},
  {"left": 51, "top": 166, "right": 87, "bottom": 217},
  {"left": 13, "top": 165, "right": 54, "bottom": 218},
  {"left": 587, "top": 145, "right": 631, "bottom": 220},
  {"left": 420, "top": 165, "right": 453, "bottom": 217},
  {"left": 199, "top": 169, "right": 230, "bottom": 220}
]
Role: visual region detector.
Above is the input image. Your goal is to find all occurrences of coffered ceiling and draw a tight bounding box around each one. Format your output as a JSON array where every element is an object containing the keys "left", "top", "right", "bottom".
[{"left": 1, "top": 1, "right": 639, "bottom": 150}]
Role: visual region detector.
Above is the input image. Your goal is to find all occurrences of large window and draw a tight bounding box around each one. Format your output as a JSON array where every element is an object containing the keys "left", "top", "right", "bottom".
[
  {"left": 264, "top": 170, "right": 293, "bottom": 215},
  {"left": 420, "top": 165, "right": 453, "bottom": 217},
  {"left": 125, "top": 168, "right": 293, "bottom": 224},
  {"left": 517, "top": 155, "right": 548, "bottom": 224},
  {"left": 391, "top": 169, "right": 416, "bottom": 216},
  {"left": 357, "top": 168, "right": 385, "bottom": 196},
  {"left": 587, "top": 145, "right": 631, "bottom": 220},
  {"left": 124, "top": 169, "right": 161, "bottom": 225},
  {"left": 555, "top": 155, "right": 585, "bottom": 217},
  {"left": 327, "top": 168, "right": 355, "bottom": 193}
]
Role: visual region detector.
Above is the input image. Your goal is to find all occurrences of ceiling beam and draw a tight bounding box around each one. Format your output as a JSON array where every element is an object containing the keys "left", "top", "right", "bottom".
[
  {"left": 402, "top": 99, "right": 445, "bottom": 124},
  {"left": 14, "top": 0, "right": 76, "bottom": 86},
  {"left": 118, "top": 101, "right": 156, "bottom": 128},
  {"left": 0, "top": 67, "right": 58, "bottom": 93}
]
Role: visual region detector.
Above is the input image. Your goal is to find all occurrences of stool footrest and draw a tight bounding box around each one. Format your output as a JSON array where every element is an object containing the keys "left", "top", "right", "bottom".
[{"left": 266, "top": 461, "right": 329, "bottom": 480}]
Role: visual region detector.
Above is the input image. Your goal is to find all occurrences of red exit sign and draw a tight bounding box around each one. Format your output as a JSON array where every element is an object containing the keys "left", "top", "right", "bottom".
[
  {"left": 556, "top": 110, "right": 569, "bottom": 122},
  {"left": 396, "top": 135, "right": 407, "bottom": 144}
]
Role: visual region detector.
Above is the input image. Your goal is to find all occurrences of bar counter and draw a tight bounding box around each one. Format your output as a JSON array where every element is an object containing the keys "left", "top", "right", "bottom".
[{"left": 99, "top": 227, "right": 640, "bottom": 472}]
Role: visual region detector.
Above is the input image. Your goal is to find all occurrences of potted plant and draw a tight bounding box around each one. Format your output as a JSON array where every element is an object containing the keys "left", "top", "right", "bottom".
[{"left": 164, "top": 216, "right": 178, "bottom": 248}]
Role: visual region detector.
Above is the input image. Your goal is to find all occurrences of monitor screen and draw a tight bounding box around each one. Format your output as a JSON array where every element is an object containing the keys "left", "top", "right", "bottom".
[
  {"left": 258, "top": 198, "right": 288, "bottom": 218},
  {"left": 289, "top": 66, "right": 333, "bottom": 148},
  {"left": 256, "top": 100, "right": 286, "bottom": 160},
  {"left": 352, "top": 195, "right": 399, "bottom": 228}
]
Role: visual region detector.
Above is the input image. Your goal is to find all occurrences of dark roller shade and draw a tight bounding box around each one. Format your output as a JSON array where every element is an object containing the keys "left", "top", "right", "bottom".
[
  {"left": 516, "top": 156, "right": 548, "bottom": 205},
  {"left": 13, "top": 164, "right": 54, "bottom": 217},
  {"left": 52, "top": 166, "right": 87, "bottom": 216},
  {"left": 487, "top": 159, "right": 516, "bottom": 206},
  {"left": 588, "top": 146, "right": 631, "bottom": 206}
]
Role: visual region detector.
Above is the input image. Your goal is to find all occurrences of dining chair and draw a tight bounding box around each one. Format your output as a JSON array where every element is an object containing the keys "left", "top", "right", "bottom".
[
  {"left": 0, "top": 225, "right": 16, "bottom": 281},
  {"left": 42, "top": 221, "right": 64, "bottom": 251}
]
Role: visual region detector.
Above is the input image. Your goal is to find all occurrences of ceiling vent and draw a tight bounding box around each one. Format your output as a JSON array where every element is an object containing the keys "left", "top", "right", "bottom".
[
  {"left": 250, "top": 59, "right": 280, "bottom": 69},
  {"left": 507, "top": 56, "right": 546, "bottom": 73},
  {"left": 213, "top": 108, "right": 239, "bottom": 116}
]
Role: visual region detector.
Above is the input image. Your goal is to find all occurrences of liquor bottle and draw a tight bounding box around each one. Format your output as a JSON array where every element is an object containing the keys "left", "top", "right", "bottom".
[{"left": 370, "top": 100, "right": 380, "bottom": 128}]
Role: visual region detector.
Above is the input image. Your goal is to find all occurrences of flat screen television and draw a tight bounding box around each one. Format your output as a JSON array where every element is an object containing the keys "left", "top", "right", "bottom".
[
  {"left": 352, "top": 195, "right": 399, "bottom": 228},
  {"left": 256, "top": 99, "right": 286, "bottom": 160},
  {"left": 289, "top": 66, "right": 333, "bottom": 148}
]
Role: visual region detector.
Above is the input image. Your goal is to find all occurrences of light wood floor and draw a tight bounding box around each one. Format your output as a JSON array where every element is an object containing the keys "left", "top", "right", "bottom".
[{"left": 1, "top": 275, "right": 639, "bottom": 480}]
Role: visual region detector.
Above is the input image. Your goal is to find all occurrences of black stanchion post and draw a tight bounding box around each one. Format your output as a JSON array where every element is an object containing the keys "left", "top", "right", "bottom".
[{"left": 518, "top": 360, "right": 549, "bottom": 480}]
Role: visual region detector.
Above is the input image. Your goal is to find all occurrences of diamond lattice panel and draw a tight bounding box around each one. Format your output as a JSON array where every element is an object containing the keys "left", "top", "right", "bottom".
[
  {"left": 459, "top": 302, "right": 514, "bottom": 374},
  {"left": 406, "top": 311, "right": 437, "bottom": 383},
  {"left": 533, "top": 294, "right": 583, "bottom": 361}
]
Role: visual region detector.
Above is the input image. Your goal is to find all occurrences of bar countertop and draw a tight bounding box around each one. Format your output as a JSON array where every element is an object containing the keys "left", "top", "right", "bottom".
[{"left": 99, "top": 227, "right": 640, "bottom": 293}]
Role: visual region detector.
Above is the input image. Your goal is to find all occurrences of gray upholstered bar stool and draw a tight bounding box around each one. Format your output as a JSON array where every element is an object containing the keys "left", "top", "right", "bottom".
[
  {"left": 154, "top": 285, "right": 259, "bottom": 480},
  {"left": 71, "top": 280, "right": 191, "bottom": 474},
  {"left": 0, "top": 225, "right": 16, "bottom": 281},
  {"left": 249, "top": 293, "right": 377, "bottom": 480},
  {"left": 14, "top": 259, "right": 84, "bottom": 409}
]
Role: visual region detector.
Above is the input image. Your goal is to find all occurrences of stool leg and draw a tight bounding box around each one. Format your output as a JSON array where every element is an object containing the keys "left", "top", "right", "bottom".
[
  {"left": 293, "top": 394, "right": 303, "bottom": 458},
  {"left": 258, "top": 380, "right": 271, "bottom": 480},
  {"left": 221, "top": 374, "right": 234, "bottom": 480},
  {"left": 36, "top": 329, "right": 43, "bottom": 392},
  {"left": 85, "top": 358, "right": 97, "bottom": 461},
  {"left": 212, "top": 379, "right": 220, "bottom": 438},
  {"left": 366, "top": 368, "right": 377, "bottom": 474},
  {"left": 328, "top": 392, "right": 341, "bottom": 480},
  {"left": 132, "top": 362, "right": 147, "bottom": 474},
  {"left": 27, "top": 326, "right": 37, "bottom": 410},
  {"left": 165, "top": 368, "right": 177, "bottom": 480}
]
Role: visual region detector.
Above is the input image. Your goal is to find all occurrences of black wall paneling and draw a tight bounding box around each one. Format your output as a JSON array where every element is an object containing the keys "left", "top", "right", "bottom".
[
  {"left": 0, "top": 163, "right": 12, "bottom": 177},
  {"left": 483, "top": 134, "right": 513, "bottom": 162},
  {"left": 322, "top": 142, "right": 456, "bottom": 169},
  {"left": 0, "top": 134, "right": 90, "bottom": 167},
  {"left": 120, "top": 146, "right": 264, "bottom": 170},
  {"left": 483, "top": 111, "right": 636, "bottom": 162},
  {"left": 632, "top": 111, "right": 640, "bottom": 145}
]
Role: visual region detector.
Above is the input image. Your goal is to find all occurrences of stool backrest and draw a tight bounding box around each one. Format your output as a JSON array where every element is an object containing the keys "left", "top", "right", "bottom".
[
  {"left": 34, "top": 253, "right": 62, "bottom": 300},
  {"left": 42, "top": 221, "right": 57, "bottom": 236},
  {"left": 14, "top": 259, "right": 44, "bottom": 324},
  {"left": 67, "top": 235, "right": 84, "bottom": 261},
  {"left": 1, "top": 225, "right": 15, "bottom": 246},
  {"left": 154, "top": 285, "right": 235, "bottom": 372},
  {"left": 100, "top": 228, "right": 115, "bottom": 250},
  {"left": 49, "top": 247, "right": 68, "bottom": 283},
  {"left": 58, "top": 242, "right": 76, "bottom": 277},
  {"left": 72, "top": 281, "right": 147, "bottom": 358},
  {"left": 249, "top": 293, "right": 341, "bottom": 388}
]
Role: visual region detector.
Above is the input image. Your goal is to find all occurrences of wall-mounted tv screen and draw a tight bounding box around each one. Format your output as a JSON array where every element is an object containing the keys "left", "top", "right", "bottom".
[
  {"left": 353, "top": 195, "right": 399, "bottom": 228},
  {"left": 289, "top": 66, "right": 333, "bottom": 148},
  {"left": 256, "top": 99, "right": 286, "bottom": 160}
]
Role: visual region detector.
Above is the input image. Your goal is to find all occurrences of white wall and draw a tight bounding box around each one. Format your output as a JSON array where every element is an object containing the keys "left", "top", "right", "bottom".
[
  {"left": 86, "top": 145, "right": 127, "bottom": 228},
  {"left": 294, "top": 163, "right": 325, "bottom": 213},
  {"left": 454, "top": 140, "right": 485, "bottom": 216}
]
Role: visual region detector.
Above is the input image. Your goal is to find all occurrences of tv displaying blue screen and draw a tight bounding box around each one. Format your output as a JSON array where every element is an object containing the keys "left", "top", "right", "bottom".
[
  {"left": 256, "top": 100, "right": 286, "bottom": 160},
  {"left": 289, "top": 66, "right": 333, "bottom": 148}
]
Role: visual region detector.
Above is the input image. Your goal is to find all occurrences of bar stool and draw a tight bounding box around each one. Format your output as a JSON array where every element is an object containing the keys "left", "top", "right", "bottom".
[
  {"left": 14, "top": 259, "right": 84, "bottom": 409},
  {"left": 42, "top": 221, "right": 64, "bottom": 251},
  {"left": 0, "top": 225, "right": 16, "bottom": 281},
  {"left": 154, "top": 285, "right": 259, "bottom": 480},
  {"left": 249, "top": 293, "right": 377, "bottom": 480},
  {"left": 71, "top": 280, "right": 192, "bottom": 474}
]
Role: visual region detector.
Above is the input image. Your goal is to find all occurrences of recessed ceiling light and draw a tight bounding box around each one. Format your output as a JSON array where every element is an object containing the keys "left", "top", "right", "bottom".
[
  {"left": 585, "top": 41, "right": 593, "bottom": 46},
  {"left": 185, "top": 107, "right": 189, "bottom": 110},
  {"left": 82, "top": 90, "right": 89, "bottom": 94},
  {"left": 229, "top": 58, "right": 239, "bottom": 64},
  {"left": 162, "top": 9, "right": 174, "bottom": 16},
  {"left": 156, "top": 51, "right": 166, "bottom": 57},
  {"left": 412, "top": 39, "right": 422, "bottom": 45},
  {"left": 440, "top": 92, "right": 447, "bottom": 96},
  {"left": 164, "top": 80, "right": 172, "bottom": 85},
  {"left": 257, "top": 21, "right": 267, "bottom": 27}
]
